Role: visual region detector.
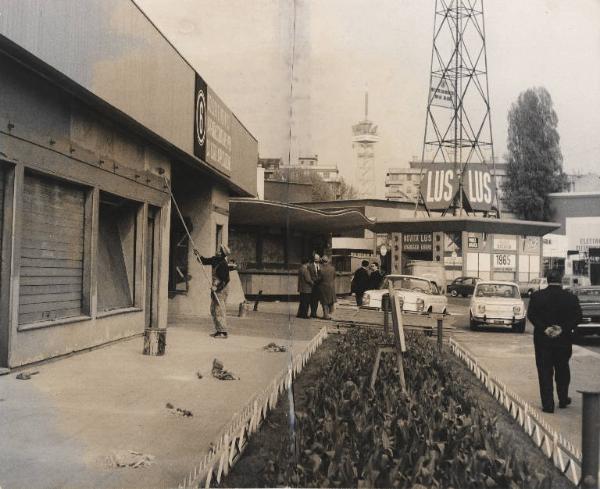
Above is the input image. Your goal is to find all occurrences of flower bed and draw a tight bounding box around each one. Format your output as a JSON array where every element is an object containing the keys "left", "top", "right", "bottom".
[{"left": 219, "top": 328, "right": 572, "bottom": 488}]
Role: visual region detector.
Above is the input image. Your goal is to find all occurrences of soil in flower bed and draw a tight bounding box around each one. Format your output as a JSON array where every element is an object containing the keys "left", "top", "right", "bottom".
[{"left": 218, "top": 328, "right": 574, "bottom": 489}]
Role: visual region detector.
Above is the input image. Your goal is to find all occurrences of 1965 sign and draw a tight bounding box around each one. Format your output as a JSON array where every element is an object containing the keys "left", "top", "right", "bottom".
[{"left": 492, "top": 253, "right": 516, "bottom": 271}]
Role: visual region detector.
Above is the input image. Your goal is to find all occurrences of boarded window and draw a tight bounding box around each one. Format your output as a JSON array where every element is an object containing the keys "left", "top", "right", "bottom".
[
  {"left": 97, "top": 193, "right": 138, "bottom": 312},
  {"left": 19, "top": 173, "right": 85, "bottom": 324}
]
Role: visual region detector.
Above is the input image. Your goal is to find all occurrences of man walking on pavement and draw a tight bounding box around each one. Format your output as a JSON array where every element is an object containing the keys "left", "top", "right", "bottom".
[
  {"left": 527, "top": 269, "right": 582, "bottom": 413},
  {"left": 308, "top": 253, "right": 322, "bottom": 318},
  {"left": 351, "top": 260, "right": 371, "bottom": 306},
  {"left": 196, "top": 244, "right": 231, "bottom": 338},
  {"left": 296, "top": 257, "right": 313, "bottom": 319}
]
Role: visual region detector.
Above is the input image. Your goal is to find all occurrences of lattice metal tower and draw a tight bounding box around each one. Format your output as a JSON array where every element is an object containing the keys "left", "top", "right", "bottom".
[
  {"left": 420, "top": 0, "right": 497, "bottom": 213},
  {"left": 352, "top": 91, "right": 379, "bottom": 199}
]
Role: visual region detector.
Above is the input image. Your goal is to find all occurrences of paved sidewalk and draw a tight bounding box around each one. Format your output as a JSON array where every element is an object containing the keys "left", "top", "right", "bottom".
[
  {"left": 0, "top": 311, "right": 324, "bottom": 489},
  {"left": 453, "top": 331, "right": 600, "bottom": 450}
]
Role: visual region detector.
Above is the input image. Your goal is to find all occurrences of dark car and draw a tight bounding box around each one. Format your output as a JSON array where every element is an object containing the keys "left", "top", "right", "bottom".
[
  {"left": 574, "top": 286, "right": 600, "bottom": 336},
  {"left": 447, "top": 277, "right": 479, "bottom": 297}
]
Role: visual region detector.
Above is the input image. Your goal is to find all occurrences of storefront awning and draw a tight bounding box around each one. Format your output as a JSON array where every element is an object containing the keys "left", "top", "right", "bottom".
[
  {"left": 229, "top": 198, "right": 375, "bottom": 232},
  {"left": 372, "top": 216, "right": 560, "bottom": 236}
]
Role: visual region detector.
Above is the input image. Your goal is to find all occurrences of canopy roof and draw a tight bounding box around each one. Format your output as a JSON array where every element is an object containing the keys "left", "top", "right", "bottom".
[
  {"left": 231, "top": 199, "right": 560, "bottom": 237},
  {"left": 229, "top": 198, "right": 375, "bottom": 233},
  {"left": 372, "top": 216, "right": 559, "bottom": 236}
]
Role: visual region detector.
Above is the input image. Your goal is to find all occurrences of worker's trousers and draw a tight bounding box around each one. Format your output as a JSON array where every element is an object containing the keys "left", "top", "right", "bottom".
[{"left": 210, "top": 288, "right": 228, "bottom": 333}]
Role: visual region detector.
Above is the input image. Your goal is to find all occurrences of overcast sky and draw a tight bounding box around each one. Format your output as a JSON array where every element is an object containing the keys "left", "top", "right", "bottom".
[{"left": 136, "top": 0, "right": 600, "bottom": 196}]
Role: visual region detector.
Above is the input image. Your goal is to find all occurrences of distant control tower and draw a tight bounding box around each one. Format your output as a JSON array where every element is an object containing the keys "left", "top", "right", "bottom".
[{"left": 352, "top": 91, "right": 379, "bottom": 198}]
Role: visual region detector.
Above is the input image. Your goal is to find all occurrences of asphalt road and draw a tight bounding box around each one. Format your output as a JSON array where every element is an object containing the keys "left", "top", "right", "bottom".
[{"left": 446, "top": 296, "right": 600, "bottom": 355}]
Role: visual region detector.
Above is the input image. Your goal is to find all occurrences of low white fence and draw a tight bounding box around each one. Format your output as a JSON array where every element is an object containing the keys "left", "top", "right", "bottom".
[
  {"left": 449, "top": 338, "right": 583, "bottom": 485},
  {"left": 178, "top": 326, "right": 329, "bottom": 489}
]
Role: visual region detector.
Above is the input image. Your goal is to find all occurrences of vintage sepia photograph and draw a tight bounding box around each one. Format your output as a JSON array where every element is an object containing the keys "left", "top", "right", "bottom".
[{"left": 0, "top": 1, "right": 599, "bottom": 488}]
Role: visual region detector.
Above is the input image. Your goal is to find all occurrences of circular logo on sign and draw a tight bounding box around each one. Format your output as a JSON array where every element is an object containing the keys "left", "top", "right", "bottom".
[{"left": 196, "top": 89, "right": 206, "bottom": 146}]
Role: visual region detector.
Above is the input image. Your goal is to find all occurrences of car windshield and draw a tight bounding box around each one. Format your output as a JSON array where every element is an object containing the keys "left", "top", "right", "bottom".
[
  {"left": 475, "top": 284, "right": 519, "bottom": 298},
  {"left": 386, "top": 277, "right": 432, "bottom": 294},
  {"left": 576, "top": 288, "right": 600, "bottom": 301}
]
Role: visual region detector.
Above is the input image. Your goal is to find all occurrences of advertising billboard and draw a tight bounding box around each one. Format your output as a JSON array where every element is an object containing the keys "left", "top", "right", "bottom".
[{"left": 419, "top": 164, "right": 497, "bottom": 211}]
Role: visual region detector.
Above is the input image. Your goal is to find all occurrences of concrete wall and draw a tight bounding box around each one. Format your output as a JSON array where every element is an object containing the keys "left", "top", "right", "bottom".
[
  {"left": 264, "top": 181, "right": 313, "bottom": 203},
  {"left": 168, "top": 183, "right": 230, "bottom": 321},
  {"left": 550, "top": 193, "right": 600, "bottom": 235}
]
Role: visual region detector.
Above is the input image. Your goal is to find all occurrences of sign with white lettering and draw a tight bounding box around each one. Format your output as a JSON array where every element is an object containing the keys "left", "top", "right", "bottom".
[
  {"left": 566, "top": 217, "right": 600, "bottom": 252},
  {"left": 402, "top": 233, "right": 433, "bottom": 252},
  {"left": 206, "top": 88, "right": 232, "bottom": 171},
  {"left": 493, "top": 236, "right": 517, "bottom": 251},
  {"left": 492, "top": 253, "right": 516, "bottom": 271},
  {"left": 419, "top": 164, "right": 497, "bottom": 211}
]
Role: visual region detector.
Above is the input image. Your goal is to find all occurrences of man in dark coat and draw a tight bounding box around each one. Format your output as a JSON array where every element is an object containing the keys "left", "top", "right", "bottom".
[
  {"left": 196, "top": 244, "right": 231, "bottom": 338},
  {"left": 527, "top": 270, "right": 582, "bottom": 413},
  {"left": 308, "top": 253, "right": 322, "bottom": 318},
  {"left": 367, "top": 262, "right": 384, "bottom": 291},
  {"left": 351, "top": 260, "right": 371, "bottom": 306},
  {"left": 296, "top": 257, "right": 313, "bottom": 319},
  {"left": 318, "top": 256, "right": 336, "bottom": 320}
]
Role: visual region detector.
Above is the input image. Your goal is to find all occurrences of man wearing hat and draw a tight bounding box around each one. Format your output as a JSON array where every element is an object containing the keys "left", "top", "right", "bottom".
[
  {"left": 196, "top": 243, "right": 231, "bottom": 338},
  {"left": 527, "top": 269, "right": 582, "bottom": 413}
]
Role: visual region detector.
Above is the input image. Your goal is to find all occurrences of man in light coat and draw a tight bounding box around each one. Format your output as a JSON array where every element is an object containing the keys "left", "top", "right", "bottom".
[{"left": 318, "top": 256, "right": 336, "bottom": 320}]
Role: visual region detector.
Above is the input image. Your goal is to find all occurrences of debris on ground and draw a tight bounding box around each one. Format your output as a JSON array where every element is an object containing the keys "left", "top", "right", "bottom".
[
  {"left": 165, "top": 402, "right": 193, "bottom": 417},
  {"left": 16, "top": 371, "right": 39, "bottom": 380},
  {"left": 106, "top": 450, "right": 155, "bottom": 469},
  {"left": 263, "top": 342, "right": 287, "bottom": 352},
  {"left": 212, "top": 358, "right": 239, "bottom": 380},
  {"left": 197, "top": 371, "right": 203, "bottom": 379}
]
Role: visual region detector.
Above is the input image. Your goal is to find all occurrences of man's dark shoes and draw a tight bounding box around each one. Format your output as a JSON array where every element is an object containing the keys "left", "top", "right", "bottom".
[
  {"left": 542, "top": 406, "right": 554, "bottom": 414},
  {"left": 559, "top": 397, "right": 572, "bottom": 409},
  {"left": 210, "top": 332, "right": 228, "bottom": 339}
]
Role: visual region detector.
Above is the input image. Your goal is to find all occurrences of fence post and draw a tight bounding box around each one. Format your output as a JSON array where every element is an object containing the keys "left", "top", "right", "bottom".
[
  {"left": 253, "top": 290, "right": 263, "bottom": 311},
  {"left": 579, "top": 390, "right": 600, "bottom": 489},
  {"left": 383, "top": 293, "right": 390, "bottom": 334},
  {"left": 437, "top": 317, "right": 443, "bottom": 352}
]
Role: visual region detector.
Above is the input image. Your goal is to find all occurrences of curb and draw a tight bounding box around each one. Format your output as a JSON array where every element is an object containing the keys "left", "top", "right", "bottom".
[
  {"left": 177, "top": 326, "right": 329, "bottom": 489},
  {"left": 448, "top": 338, "right": 584, "bottom": 485}
]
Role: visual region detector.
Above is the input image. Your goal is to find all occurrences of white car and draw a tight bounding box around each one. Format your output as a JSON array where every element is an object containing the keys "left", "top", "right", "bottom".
[
  {"left": 518, "top": 277, "right": 548, "bottom": 297},
  {"left": 470, "top": 281, "right": 526, "bottom": 333},
  {"left": 362, "top": 274, "right": 448, "bottom": 314}
]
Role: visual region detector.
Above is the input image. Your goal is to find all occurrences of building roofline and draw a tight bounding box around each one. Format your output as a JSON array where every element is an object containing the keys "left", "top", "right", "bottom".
[{"left": 549, "top": 191, "right": 600, "bottom": 198}]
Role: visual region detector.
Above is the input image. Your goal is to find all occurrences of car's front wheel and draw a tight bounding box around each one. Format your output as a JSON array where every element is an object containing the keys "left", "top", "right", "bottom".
[
  {"left": 450, "top": 289, "right": 458, "bottom": 297},
  {"left": 512, "top": 320, "right": 526, "bottom": 333},
  {"left": 469, "top": 314, "right": 479, "bottom": 331}
]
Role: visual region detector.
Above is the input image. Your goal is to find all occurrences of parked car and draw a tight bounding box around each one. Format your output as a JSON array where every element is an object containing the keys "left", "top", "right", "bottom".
[
  {"left": 361, "top": 274, "right": 448, "bottom": 314},
  {"left": 573, "top": 286, "right": 600, "bottom": 337},
  {"left": 519, "top": 277, "right": 548, "bottom": 297},
  {"left": 562, "top": 275, "right": 591, "bottom": 291},
  {"left": 405, "top": 261, "right": 447, "bottom": 294},
  {"left": 447, "top": 277, "right": 479, "bottom": 297},
  {"left": 470, "top": 281, "right": 526, "bottom": 333}
]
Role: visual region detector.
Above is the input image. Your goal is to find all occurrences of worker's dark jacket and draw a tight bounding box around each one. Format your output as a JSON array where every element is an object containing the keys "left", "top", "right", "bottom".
[
  {"left": 527, "top": 284, "right": 583, "bottom": 347},
  {"left": 351, "top": 267, "right": 370, "bottom": 294},
  {"left": 200, "top": 255, "right": 230, "bottom": 292}
]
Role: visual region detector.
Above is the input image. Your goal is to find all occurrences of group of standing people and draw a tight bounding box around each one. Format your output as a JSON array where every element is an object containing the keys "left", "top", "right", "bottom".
[
  {"left": 351, "top": 260, "right": 384, "bottom": 306},
  {"left": 297, "top": 253, "right": 336, "bottom": 320}
]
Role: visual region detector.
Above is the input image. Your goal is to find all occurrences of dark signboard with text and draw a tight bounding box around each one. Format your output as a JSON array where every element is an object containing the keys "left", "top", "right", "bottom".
[
  {"left": 194, "top": 75, "right": 232, "bottom": 174},
  {"left": 402, "top": 233, "right": 433, "bottom": 252}
]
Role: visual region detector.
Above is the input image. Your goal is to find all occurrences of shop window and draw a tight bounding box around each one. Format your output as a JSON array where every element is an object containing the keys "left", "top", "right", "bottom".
[
  {"left": 169, "top": 215, "right": 192, "bottom": 295},
  {"left": 19, "top": 173, "right": 86, "bottom": 324},
  {"left": 97, "top": 193, "right": 139, "bottom": 312},
  {"left": 215, "top": 224, "right": 223, "bottom": 254}
]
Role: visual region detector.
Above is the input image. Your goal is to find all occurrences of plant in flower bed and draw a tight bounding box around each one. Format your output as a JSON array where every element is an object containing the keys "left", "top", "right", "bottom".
[{"left": 220, "top": 328, "right": 567, "bottom": 488}]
